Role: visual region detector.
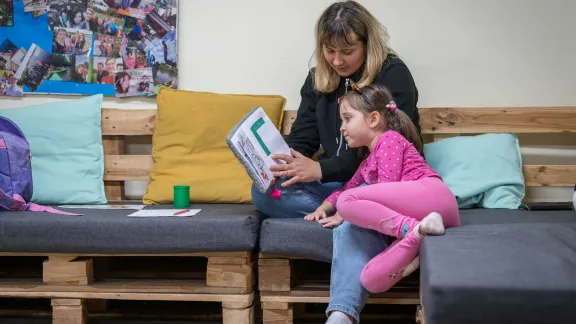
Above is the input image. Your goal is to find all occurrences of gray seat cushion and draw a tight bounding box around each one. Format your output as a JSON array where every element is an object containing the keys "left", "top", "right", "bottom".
[
  {"left": 421, "top": 221, "right": 576, "bottom": 324},
  {"left": 0, "top": 204, "right": 262, "bottom": 254},
  {"left": 259, "top": 209, "right": 576, "bottom": 263}
]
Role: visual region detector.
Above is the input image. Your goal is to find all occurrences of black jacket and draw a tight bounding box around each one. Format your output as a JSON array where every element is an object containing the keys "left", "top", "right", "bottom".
[{"left": 286, "top": 55, "right": 420, "bottom": 183}]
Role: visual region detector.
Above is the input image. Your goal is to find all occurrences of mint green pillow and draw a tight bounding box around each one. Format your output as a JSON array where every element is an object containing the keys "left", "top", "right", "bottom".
[
  {"left": 0, "top": 94, "right": 107, "bottom": 204},
  {"left": 423, "top": 133, "right": 525, "bottom": 209}
]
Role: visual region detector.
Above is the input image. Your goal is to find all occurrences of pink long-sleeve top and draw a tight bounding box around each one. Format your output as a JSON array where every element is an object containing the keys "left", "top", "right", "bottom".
[{"left": 325, "top": 130, "right": 441, "bottom": 207}]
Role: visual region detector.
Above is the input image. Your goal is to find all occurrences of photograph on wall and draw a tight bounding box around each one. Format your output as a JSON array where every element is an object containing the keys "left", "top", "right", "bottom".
[
  {"left": 14, "top": 43, "right": 51, "bottom": 92},
  {"left": 0, "top": 71, "right": 23, "bottom": 96},
  {"left": 152, "top": 63, "right": 176, "bottom": 90},
  {"left": 46, "top": 0, "right": 88, "bottom": 30},
  {"left": 24, "top": 0, "right": 47, "bottom": 12},
  {"left": 134, "top": 48, "right": 148, "bottom": 68},
  {"left": 0, "top": 39, "right": 17, "bottom": 54},
  {"left": 93, "top": 33, "right": 122, "bottom": 57},
  {"left": 114, "top": 67, "right": 152, "bottom": 97},
  {"left": 87, "top": 0, "right": 124, "bottom": 35},
  {"left": 115, "top": 0, "right": 155, "bottom": 19},
  {"left": 93, "top": 56, "right": 115, "bottom": 84},
  {"left": 73, "top": 54, "right": 90, "bottom": 83},
  {"left": 52, "top": 27, "right": 93, "bottom": 55},
  {"left": 48, "top": 54, "right": 75, "bottom": 81},
  {"left": 0, "top": 0, "right": 14, "bottom": 26},
  {"left": 0, "top": 39, "right": 18, "bottom": 73},
  {"left": 154, "top": 0, "right": 177, "bottom": 29},
  {"left": 10, "top": 47, "right": 28, "bottom": 73},
  {"left": 121, "top": 46, "right": 136, "bottom": 69},
  {"left": 114, "top": 56, "right": 123, "bottom": 71},
  {"left": 92, "top": 55, "right": 118, "bottom": 83},
  {"left": 0, "top": 52, "right": 13, "bottom": 72}
]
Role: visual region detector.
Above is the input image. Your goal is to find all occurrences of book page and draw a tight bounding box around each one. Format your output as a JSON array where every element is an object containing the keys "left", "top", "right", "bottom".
[{"left": 230, "top": 107, "right": 291, "bottom": 190}]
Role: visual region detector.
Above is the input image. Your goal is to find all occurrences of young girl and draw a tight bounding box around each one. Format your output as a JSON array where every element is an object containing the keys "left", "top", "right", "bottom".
[{"left": 305, "top": 83, "right": 461, "bottom": 294}]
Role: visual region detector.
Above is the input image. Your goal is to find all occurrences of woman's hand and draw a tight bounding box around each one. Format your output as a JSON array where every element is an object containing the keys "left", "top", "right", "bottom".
[
  {"left": 317, "top": 212, "right": 344, "bottom": 228},
  {"left": 304, "top": 209, "right": 327, "bottom": 221},
  {"left": 270, "top": 148, "right": 322, "bottom": 187}
]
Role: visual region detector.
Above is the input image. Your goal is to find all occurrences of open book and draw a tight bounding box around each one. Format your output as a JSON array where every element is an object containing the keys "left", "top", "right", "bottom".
[{"left": 226, "top": 107, "right": 291, "bottom": 194}]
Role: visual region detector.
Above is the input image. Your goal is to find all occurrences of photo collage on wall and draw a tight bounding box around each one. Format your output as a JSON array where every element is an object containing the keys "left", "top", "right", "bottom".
[{"left": 0, "top": 0, "right": 178, "bottom": 97}]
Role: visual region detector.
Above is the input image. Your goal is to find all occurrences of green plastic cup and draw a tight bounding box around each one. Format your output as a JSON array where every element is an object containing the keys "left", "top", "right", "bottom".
[{"left": 173, "top": 185, "right": 190, "bottom": 209}]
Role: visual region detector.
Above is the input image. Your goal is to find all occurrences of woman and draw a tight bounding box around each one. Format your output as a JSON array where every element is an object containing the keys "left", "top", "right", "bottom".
[
  {"left": 251, "top": 1, "right": 420, "bottom": 323},
  {"left": 52, "top": 29, "right": 71, "bottom": 54}
]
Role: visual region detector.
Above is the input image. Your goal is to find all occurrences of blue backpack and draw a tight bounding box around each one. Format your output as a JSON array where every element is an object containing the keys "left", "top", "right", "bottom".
[{"left": 0, "top": 116, "right": 80, "bottom": 215}]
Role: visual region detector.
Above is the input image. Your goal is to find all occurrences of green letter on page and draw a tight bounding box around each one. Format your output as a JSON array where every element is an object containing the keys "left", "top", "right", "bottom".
[{"left": 250, "top": 117, "right": 271, "bottom": 156}]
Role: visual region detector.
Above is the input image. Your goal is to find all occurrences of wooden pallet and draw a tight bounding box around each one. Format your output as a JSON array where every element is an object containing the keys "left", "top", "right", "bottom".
[
  {"left": 258, "top": 255, "right": 419, "bottom": 323},
  {"left": 0, "top": 252, "right": 255, "bottom": 324}
]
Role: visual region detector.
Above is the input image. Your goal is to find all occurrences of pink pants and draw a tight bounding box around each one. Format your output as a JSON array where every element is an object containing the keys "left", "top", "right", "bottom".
[{"left": 336, "top": 176, "right": 460, "bottom": 293}]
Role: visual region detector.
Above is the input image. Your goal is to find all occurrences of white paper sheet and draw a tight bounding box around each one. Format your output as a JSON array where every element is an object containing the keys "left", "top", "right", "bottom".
[
  {"left": 127, "top": 209, "right": 202, "bottom": 217},
  {"left": 59, "top": 204, "right": 146, "bottom": 210}
]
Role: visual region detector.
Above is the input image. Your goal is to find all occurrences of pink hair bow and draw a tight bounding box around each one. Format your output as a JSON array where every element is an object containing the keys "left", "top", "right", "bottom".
[{"left": 386, "top": 101, "right": 397, "bottom": 113}]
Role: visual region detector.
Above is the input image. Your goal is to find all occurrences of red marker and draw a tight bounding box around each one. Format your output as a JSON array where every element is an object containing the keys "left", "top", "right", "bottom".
[{"left": 173, "top": 209, "right": 190, "bottom": 216}]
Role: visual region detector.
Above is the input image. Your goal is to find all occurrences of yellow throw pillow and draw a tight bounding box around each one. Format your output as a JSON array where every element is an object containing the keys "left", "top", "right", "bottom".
[{"left": 143, "top": 87, "right": 286, "bottom": 204}]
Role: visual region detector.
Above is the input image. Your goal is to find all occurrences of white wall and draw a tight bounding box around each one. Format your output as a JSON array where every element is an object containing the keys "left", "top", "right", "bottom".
[{"left": 2, "top": 0, "right": 576, "bottom": 202}]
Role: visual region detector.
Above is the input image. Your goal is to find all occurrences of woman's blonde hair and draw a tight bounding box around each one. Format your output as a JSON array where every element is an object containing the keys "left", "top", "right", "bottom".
[{"left": 312, "top": 1, "right": 392, "bottom": 93}]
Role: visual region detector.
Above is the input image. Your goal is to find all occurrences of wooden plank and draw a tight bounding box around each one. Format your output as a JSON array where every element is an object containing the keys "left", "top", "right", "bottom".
[
  {"left": 0, "top": 278, "right": 249, "bottom": 294},
  {"left": 260, "top": 290, "right": 419, "bottom": 305},
  {"left": 103, "top": 136, "right": 126, "bottom": 201},
  {"left": 222, "top": 292, "right": 255, "bottom": 309},
  {"left": 101, "top": 107, "right": 576, "bottom": 137},
  {"left": 0, "top": 290, "right": 254, "bottom": 303},
  {"left": 416, "top": 305, "right": 425, "bottom": 324},
  {"left": 104, "top": 155, "right": 152, "bottom": 181},
  {"left": 208, "top": 257, "right": 251, "bottom": 265},
  {"left": 101, "top": 108, "right": 296, "bottom": 136},
  {"left": 263, "top": 307, "right": 293, "bottom": 324},
  {"left": 52, "top": 299, "right": 87, "bottom": 324},
  {"left": 259, "top": 254, "right": 302, "bottom": 260},
  {"left": 222, "top": 306, "right": 254, "bottom": 324},
  {"left": 262, "top": 302, "right": 290, "bottom": 310},
  {"left": 102, "top": 109, "right": 156, "bottom": 136},
  {"left": 524, "top": 165, "right": 576, "bottom": 186},
  {"left": 43, "top": 257, "right": 93, "bottom": 286},
  {"left": 206, "top": 263, "right": 254, "bottom": 291},
  {"left": 419, "top": 107, "right": 576, "bottom": 134},
  {"left": 258, "top": 261, "right": 293, "bottom": 292}
]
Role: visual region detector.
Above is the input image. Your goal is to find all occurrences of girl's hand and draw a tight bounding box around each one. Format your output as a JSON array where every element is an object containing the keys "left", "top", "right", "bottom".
[
  {"left": 304, "top": 209, "right": 327, "bottom": 221},
  {"left": 270, "top": 148, "right": 322, "bottom": 187},
  {"left": 317, "top": 212, "right": 344, "bottom": 228}
]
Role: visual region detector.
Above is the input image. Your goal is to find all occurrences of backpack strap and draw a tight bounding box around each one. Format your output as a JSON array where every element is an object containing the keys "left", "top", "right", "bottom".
[
  {"left": 0, "top": 190, "right": 28, "bottom": 211},
  {"left": 0, "top": 190, "right": 82, "bottom": 216},
  {"left": 28, "top": 202, "right": 83, "bottom": 216}
]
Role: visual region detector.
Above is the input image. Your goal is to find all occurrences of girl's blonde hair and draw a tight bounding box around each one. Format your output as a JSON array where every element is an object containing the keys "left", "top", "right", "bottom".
[
  {"left": 312, "top": 1, "right": 392, "bottom": 93},
  {"left": 341, "top": 84, "right": 422, "bottom": 155}
]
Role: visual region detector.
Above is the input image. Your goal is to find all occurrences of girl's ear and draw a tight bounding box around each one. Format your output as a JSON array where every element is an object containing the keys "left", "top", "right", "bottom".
[{"left": 369, "top": 111, "right": 381, "bottom": 129}]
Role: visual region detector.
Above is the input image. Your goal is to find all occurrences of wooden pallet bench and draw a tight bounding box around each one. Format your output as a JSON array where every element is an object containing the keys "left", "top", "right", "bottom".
[
  {"left": 0, "top": 107, "right": 260, "bottom": 324},
  {"left": 260, "top": 106, "right": 576, "bottom": 324},
  {"left": 0, "top": 252, "right": 255, "bottom": 323},
  {"left": 1, "top": 106, "right": 575, "bottom": 324}
]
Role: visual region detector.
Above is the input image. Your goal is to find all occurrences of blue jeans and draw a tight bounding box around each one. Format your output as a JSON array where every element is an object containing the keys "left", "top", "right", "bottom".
[
  {"left": 251, "top": 179, "right": 392, "bottom": 323},
  {"left": 251, "top": 177, "right": 342, "bottom": 218},
  {"left": 327, "top": 222, "right": 391, "bottom": 322}
]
